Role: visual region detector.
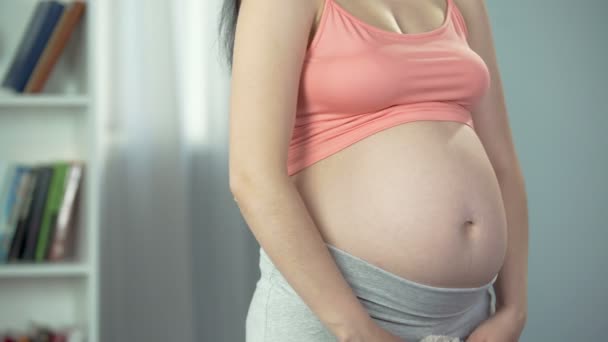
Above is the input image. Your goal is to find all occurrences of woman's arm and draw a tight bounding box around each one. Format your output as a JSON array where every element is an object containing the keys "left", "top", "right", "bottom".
[
  {"left": 228, "top": 0, "right": 399, "bottom": 340},
  {"left": 455, "top": 0, "right": 529, "bottom": 322}
]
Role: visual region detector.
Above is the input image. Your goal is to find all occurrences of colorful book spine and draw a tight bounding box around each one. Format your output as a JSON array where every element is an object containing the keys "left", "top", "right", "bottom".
[
  {"left": 1, "top": 1, "right": 65, "bottom": 93},
  {"left": 48, "top": 162, "right": 83, "bottom": 261},
  {"left": 0, "top": 161, "right": 83, "bottom": 263},
  {"left": 25, "top": 1, "right": 86, "bottom": 93},
  {"left": 1, "top": 167, "right": 33, "bottom": 262},
  {"left": 22, "top": 166, "right": 54, "bottom": 260},
  {"left": 0, "top": 163, "right": 18, "bottom": 261},
  {"left": 1, "top": 2, "right": 50, "bottom": 90},
  {"left": 35, "top": 162, "right": 69, "bottom": 261},
  {"left": 9, "top": 167, "right": 40, "bottom": 260}
]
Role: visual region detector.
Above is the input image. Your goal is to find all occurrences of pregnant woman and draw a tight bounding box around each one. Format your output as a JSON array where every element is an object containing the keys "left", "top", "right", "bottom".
[{"left": 224, "top": 0, "right": 528, "bottom": 340}]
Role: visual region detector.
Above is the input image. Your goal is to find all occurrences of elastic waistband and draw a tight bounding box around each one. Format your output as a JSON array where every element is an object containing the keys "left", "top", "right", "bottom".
[
  {"left": 326, "top": 243, "right": 497, "bottom": 293},
  {"left": 258, "top": 243, "right": 497, "bottom": 318}
]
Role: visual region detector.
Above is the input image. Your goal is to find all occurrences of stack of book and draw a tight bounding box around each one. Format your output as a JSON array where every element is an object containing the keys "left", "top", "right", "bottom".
[
  {"left": 1, "top": 322, "right": 85, "bottom": 342},
  {"left": 1, "top": 0, "right": 85, "bottom": 94},
  {"left": 0, "top": 161, "right": 83, "bottom": 264}
]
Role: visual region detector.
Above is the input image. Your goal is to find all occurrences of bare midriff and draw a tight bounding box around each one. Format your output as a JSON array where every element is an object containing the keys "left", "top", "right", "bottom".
[{"left": 289, "top": 120, "right": 508, "bottom": 288}]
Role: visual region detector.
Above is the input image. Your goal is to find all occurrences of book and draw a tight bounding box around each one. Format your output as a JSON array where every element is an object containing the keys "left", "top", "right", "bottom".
[
  {"left": 35, "top": 162, "right": 70, "bottom": 261},
  {"left": 7, "top": 168, "right": 39, "bottom": 261},
  {"left": 0, "top": 166, "right": 33, "bottom": 262},
  {"left": 25, "top": 1, "right": 86, "bottom": 93},
  {"left": 0, "top": 163, "right": 15, "bottom": 218},
  {"left": 51, "top": 334, "right": 67, "bottom": 342},
  {"left": 48, "top": 162, "right": 83, "bottom": 261},
  {"left": 22, "top": 166, "right": 54, "bottom": 260},
  {"left": 0, "top": 160, "right": 83, "bottom": 263},
  {"left": 1, "top": 1, "right": 65, "bottom": 93},
  {"left": 1, "top": 2, "right": 50, "bottom": 90},
  {"left": 0, "top": 322, "right": 75, "bottom": 342},
  {"left": 0, "top": 163, "right": 17, "bottom": 260}
]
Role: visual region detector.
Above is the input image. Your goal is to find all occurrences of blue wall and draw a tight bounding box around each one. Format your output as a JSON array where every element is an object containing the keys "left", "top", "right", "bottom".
[{"left": 487, "top": 0, "right": 607, "bottom": 340}]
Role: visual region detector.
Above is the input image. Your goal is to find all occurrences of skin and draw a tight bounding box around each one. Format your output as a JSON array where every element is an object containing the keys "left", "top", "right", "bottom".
[
  {"left": 454, "top": 0, "right": 529, "bottom": 340},
  {"left": 229, "top": 0, "right": 528, "bottom": 341},
  {"left": 229, "top": 0, "right": 381, "bottom": 339}
]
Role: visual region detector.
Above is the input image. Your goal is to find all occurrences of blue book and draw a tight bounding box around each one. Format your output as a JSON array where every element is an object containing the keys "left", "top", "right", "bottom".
[
  {"left": 0, "top": 165, "right": 27, "bottom": 262},
  {"left": 7, "top": 166, "right": 37, "bottom": 261},
  {"left": 1, "top": 1, "right": 65, "bottom": 93},
  {"left": 0, "top": 163, "right": 16, "bottom": 229},
  {"left": 1, "top": 3, "right": 49, "bottom": 90}
]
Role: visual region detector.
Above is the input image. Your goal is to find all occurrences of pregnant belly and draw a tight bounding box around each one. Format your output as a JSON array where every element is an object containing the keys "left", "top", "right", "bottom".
[{"left": 289, "top": 120, "right": 508, "bottom": 288}]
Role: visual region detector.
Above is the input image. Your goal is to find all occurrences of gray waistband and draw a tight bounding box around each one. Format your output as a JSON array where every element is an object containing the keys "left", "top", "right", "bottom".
[{"left": 259, "top": 243, "right": 497, "bottom": 319}]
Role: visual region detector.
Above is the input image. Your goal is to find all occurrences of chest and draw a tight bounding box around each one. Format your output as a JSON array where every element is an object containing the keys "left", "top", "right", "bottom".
[{"left": 298, "top": 39, "right": 490, "bottom": 115}]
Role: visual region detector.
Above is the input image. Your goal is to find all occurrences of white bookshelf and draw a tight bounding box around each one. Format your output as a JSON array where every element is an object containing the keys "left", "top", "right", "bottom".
[
  {"left": 0, "top": 263, "right": 89, "bottom": 278},
  {"left": 0, "top": 1, "right": 99, "bottom": 341},
  {"left": 0, "top": 95, "right": 89, "bottom": 107}
]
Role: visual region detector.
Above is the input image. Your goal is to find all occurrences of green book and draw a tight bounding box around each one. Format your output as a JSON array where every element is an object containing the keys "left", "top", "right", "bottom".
[{"left": 35, "top": 162, "right": 70, "bottom": 261}]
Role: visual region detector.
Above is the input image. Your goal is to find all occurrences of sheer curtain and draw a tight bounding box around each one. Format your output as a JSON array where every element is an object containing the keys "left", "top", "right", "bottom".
[{"left": 97, "top": 0, "right": 258, "bottom": 341}]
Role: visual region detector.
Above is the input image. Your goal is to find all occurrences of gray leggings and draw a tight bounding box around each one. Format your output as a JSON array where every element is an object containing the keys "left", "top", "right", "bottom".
[{"left": 246, "top": 243, "right": 497, "bottom": 342}]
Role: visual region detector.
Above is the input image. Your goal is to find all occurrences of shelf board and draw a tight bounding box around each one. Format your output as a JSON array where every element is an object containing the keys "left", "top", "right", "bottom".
[
  {"left": 0, "top": 94, "right": 89, "bottom": 108},
  {"left": 0, "top": 263, "right": 90, "bottom": 279}
]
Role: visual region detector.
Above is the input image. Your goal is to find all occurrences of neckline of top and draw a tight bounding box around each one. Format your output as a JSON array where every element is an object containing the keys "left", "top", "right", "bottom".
[{"left": 328, "top": 0, "right": 453, "bottom": 40}]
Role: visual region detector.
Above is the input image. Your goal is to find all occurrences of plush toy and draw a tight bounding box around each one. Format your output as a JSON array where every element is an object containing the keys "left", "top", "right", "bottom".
[{"left": 418, "top": 335, "right": 462, "bottom": 342}]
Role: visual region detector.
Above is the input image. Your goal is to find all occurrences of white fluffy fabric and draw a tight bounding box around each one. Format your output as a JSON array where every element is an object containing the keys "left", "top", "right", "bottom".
[{"left": 418, "top": 335, "right": 463, "bottom": 342}]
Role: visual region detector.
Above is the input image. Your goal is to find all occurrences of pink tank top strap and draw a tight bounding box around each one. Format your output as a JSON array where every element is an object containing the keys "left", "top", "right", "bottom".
[
  {"left": 448, "top": 0, "right": 470, "bottom": 38},
  {"left": 321, "top": 0, "right": 336, "bottom": 16}
]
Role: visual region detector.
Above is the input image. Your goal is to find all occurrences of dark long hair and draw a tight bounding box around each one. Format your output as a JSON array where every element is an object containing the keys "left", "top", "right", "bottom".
[{"left": 218, "top": 0, "right": 241, "bottom": 69}]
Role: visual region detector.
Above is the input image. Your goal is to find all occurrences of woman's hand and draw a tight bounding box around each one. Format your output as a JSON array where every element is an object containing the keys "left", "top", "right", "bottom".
[
  {"left": 336, "top": 319, "right": 406, "bottom": 342},
  {"left": 465, "top": 306, "right": 527, "bottom": 342}
]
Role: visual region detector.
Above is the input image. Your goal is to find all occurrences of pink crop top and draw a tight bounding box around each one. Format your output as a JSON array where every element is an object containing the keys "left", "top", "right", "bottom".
[{"left": 286, "top": 0, "right": 491, "bottom": 176}]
